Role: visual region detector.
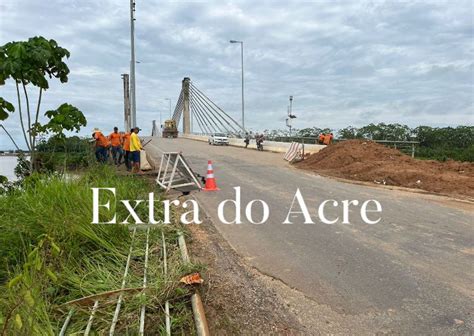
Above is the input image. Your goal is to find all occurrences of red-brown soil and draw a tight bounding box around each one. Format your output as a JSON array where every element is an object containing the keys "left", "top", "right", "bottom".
[{"left": 296, "top": 140, "right": 474, "bottom": 199}]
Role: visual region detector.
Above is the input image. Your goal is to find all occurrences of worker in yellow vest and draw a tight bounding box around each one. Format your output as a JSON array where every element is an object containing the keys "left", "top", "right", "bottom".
[{"left": 130, "top": 127, "right": 142, "bottom": 173}]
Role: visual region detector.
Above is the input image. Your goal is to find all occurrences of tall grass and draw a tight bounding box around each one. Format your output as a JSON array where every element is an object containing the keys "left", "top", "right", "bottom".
[
  {"left": 0, "top": 166, "right": 144, "bottom": 282},
  {"left": 0, "top": 166, "right": 200, "bottom": 335}
]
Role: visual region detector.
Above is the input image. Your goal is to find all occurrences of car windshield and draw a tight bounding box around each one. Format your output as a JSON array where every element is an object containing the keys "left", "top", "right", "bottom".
[{"left": 214, "top": 133, "right": 226, "bottom": 137}]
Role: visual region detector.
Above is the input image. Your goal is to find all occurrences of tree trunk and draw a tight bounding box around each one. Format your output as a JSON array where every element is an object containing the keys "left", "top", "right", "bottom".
[
  {"left": 31, "top": 87, "right": 43, "bottom": 168},
  {"left": 15, "top": 82, "right": 31, "bottom": 151},
  {"left": 22, "top": 81, "right": 34, "bottom": 172}
]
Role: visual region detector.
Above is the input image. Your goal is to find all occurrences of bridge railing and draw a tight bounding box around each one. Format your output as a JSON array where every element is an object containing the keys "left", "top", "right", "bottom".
[{"left": 264, "top": 136, "right": 419, "bottom": 157}]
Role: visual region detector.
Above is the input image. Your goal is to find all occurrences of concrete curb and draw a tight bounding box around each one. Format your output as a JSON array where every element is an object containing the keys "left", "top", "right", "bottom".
[
  {"left": 181, "top": 134, "right": 326, "bottom": 154},
  {"left": 177, "top": 231, "right": 210, "bottom": 336}
]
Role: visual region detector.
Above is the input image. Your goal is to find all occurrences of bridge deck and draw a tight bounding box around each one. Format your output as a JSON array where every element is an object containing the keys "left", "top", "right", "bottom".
[{"left": 144, "top": 136, "right": 473, "bottom": 334}]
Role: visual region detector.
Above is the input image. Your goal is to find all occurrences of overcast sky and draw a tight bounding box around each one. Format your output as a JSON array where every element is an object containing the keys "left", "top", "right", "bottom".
[{"left": 0, "top": 0, "right": 473, "bottom": 149}]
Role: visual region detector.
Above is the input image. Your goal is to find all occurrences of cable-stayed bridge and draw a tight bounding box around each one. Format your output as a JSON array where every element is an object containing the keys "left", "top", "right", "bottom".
[{"left": 151, "top": 78, "right": 245, "bottom": 137}]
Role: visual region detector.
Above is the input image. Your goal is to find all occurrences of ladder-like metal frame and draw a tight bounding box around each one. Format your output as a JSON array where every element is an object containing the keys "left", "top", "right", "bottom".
[{"left": 156, "top": 152, "right": 202, "bottom": 192}]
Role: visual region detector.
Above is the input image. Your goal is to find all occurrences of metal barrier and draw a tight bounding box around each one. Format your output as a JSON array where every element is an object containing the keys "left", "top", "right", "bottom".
[
  {"left": 156, "top": 152, "right": 202, "bottom": 192},
  {"left": 268, "top": 136, "right": 419, "bottom": 158},
  {"left": 284, "top": 142, "right": 304, "bottom": 162}
]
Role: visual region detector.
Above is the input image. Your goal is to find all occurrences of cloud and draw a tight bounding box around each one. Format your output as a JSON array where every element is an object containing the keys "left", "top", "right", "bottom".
[{"left": 0, "top": 0, "right": 473, "bottom": 149}]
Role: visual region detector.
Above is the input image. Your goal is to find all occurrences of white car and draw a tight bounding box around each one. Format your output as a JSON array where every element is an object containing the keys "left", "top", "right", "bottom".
[{"left": 208, "top": 133, "right": 229, "bottom": 145}]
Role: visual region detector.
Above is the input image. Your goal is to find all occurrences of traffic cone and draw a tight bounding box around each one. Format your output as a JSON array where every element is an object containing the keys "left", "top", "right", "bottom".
[{"left": 203, "top": 160, "right": 219, "bottom": 191}]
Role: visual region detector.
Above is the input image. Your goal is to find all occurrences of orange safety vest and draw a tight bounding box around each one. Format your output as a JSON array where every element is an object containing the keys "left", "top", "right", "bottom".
[
  {"left": 123, "top": 133, "right": 131, "bottom": 151},
  {"left": 323, "top": 134, "right": 332, "bottom": 145},
  {"left": 94, "top": 132, "right": 110, "bottom": 147},
  {"left": 109, "top": 132, "right": 122, "bottom": 147}
]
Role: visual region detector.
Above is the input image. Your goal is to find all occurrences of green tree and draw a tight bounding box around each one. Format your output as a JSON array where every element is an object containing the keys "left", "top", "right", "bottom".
[
  {"left": 356, "top": 123, "right": 411, "bottom": 141},
  {"left": 296, "top": 127, "right": 332, "bottom": 137},
  {"left": 338, "top": 126, "right": 360, "bottom": 139},
  {"left": 0, "top": 36, "right": 86, "bottom": 171},
  {"left": 34, "top": 103, "right": 87, "bottom": 138}
]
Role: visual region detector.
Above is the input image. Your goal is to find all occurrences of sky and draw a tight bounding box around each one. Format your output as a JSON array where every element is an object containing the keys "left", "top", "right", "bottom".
[{"left": 0, "top": 0, "right": 473, "bottom": 149}]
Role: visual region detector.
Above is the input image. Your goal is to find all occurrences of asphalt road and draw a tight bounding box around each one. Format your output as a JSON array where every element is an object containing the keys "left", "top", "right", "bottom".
[{"left": 145, "top": 137, "right": 473, "bottom": 335}]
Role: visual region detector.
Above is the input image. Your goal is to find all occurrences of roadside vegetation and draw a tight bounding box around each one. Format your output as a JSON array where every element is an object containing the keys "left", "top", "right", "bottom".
[
  {"left": 34, "top": 135, "right": 93, "bottom": 172},
  {"left": 0, "top": 36, "right": 199, "bottom": 334},
  {"left": 265, "top": 123, "right": 474, "bottom": 162},
  {"left": 0, "top": 166, "right": 199, "bottom": 334}
]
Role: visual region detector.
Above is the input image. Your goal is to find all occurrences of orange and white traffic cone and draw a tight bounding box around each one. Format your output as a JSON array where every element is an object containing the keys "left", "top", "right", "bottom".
[{"left": 203, "top": 160, "right": 219, "bottom": 191}]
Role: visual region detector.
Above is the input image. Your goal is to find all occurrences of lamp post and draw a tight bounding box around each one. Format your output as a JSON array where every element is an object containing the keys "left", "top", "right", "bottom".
[
  {"left": 129, "top": 0, "right": 137, "bottom": 128},
  {"left": 164, "top": 98, "right": 171, "bottom": 118},
  {"left": 287, "top": 96, "right": 296, "bottom": 136},
  {"left": 229, "top": 40, "right": 244, "bottom": 131}
]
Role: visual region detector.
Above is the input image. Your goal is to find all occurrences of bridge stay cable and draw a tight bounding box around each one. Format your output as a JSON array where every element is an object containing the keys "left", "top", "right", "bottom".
[
  {"left": 190, "top": 84, "right": 239, "bottom": 133},
  {"left": 190, "top": 96, "right": 213, "bottom": 134},
  {"left": 173, "top": 99, "right": 184, "bottom": 125},
  {"left": 190, "top": 83, "right": 245, "bottom": 133},
  {"left": 190, "top": 101, "right": 209, "bottom": 135},
  {"left": 189, "top": 95, "right": 210, "bottom": 134},
  {"left": 190, "top": 84, "right": 242, "bottom": 134},
  {"left": 172, "top": 90, "right": 184, "bottom": 124},
  {"left": 190, "top": 85, "right": 241, "bottom": 134},
  {"left": 190, "top": 87, "right": 231, "bottom": 134},
  {"left": 190, "top": 94, "right": 220, "bottom": 134},
  {"left": 165, "top": 78, "right": 246, "bottom": 136}
]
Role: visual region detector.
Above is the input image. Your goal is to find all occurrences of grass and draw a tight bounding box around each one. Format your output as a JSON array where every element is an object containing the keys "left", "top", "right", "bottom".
[{"left": 0, "top": 165, "right": 201, "bottom": 335}]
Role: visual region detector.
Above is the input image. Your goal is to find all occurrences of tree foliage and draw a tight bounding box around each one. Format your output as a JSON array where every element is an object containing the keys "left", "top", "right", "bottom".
[
  {"left": 33, "top": 103, "right": 87, "bottom": 138},
  {"left": 336, "top": 123, "right": 473, "bottom": 161},
  {"left": 0, "top": 36, "right": 70, "bottom": 89},
  {"left": 0, "top": 97, "right": 14, "bottom": 121},
  {"left": 338, "top": 123, "right": 412, "bottom": 141},
  {"left": 0, "top": 36, "right": 86, "bottom": 172}
]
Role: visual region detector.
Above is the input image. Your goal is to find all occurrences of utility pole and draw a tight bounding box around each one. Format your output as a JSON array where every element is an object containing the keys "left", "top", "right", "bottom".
[
  {"left": 240, "top": 42, "right": 244, "bottom": 131},
  {"left": 152, "top": 120, "right": 157, "bottom": 136},
  {"left": 121, "top": 74, "right": 131, "bottom": 131},
  {"left": 130, "top": 0, "right": 137, "bottom": 128},
  {"left": 182, "top": 78, "right": 191, "bottom": 134}
]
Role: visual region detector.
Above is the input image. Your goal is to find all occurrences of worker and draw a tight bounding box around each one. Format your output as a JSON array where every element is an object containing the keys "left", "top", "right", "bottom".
[
  {"left": 130, "top": 127, "right": 142, "bottom": 173},
  {"left": 323, "top": 133, "right": 333, "bottom": 145},
  {"left": 92, "top": 128, "right": 109, "bottom": 163},
  {"left": 244, "top": 133, "right": 250, "bottom": 148},
  {"left": 122, "top": 129, "right": 132, "bottom": 171},
  {"left": 318, "top": 133, "right": 325, "bottom": 144},
  {"left": 256, "top": 133, "right": 264, "bottom": 151},
  {"left": 109, "top": 127, "right": 123, "bottom": 165}
]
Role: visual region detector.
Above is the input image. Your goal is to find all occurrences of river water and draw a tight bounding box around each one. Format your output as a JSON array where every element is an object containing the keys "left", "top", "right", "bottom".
[{"left": 0, "top": 156, "right": 19, "bottom": 181}]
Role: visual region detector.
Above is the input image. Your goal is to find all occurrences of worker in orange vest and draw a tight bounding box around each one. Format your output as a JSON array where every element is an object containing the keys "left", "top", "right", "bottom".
[
  {"left": 122, "top": 129, "right": 132, "bottom": 171},
  {"left": 109, "top": 127, "right": 123, "bottom": 165},
  {"left": 318, "top": 133, "right": 325, "bottom": 144},
  {"left": 92, "top": 128, "right": 110, "bottom": 163},
  {"left": 323, "top": 133, "right": 333, "bottom": 145}
]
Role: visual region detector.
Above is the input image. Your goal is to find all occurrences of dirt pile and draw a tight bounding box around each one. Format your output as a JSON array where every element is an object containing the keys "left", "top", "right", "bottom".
[{"left": 296, "top": 140, "right": 474, "bottom": 198}]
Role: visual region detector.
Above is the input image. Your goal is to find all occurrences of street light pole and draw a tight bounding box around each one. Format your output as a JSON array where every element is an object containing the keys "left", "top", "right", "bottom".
[
  {"left": 230, "top": 40, "right": 245, "bottom": 131},
  {"left": 130, "top": 0, "right": 137, "bottom": 128},
  {"left": 165, "top": 98, "right": 171, "bottom": 118}
]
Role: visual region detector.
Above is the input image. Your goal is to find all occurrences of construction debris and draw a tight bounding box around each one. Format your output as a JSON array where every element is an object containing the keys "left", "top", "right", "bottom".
[{"left": 295, "top": 140, "right": 474, "bottom": 198}]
